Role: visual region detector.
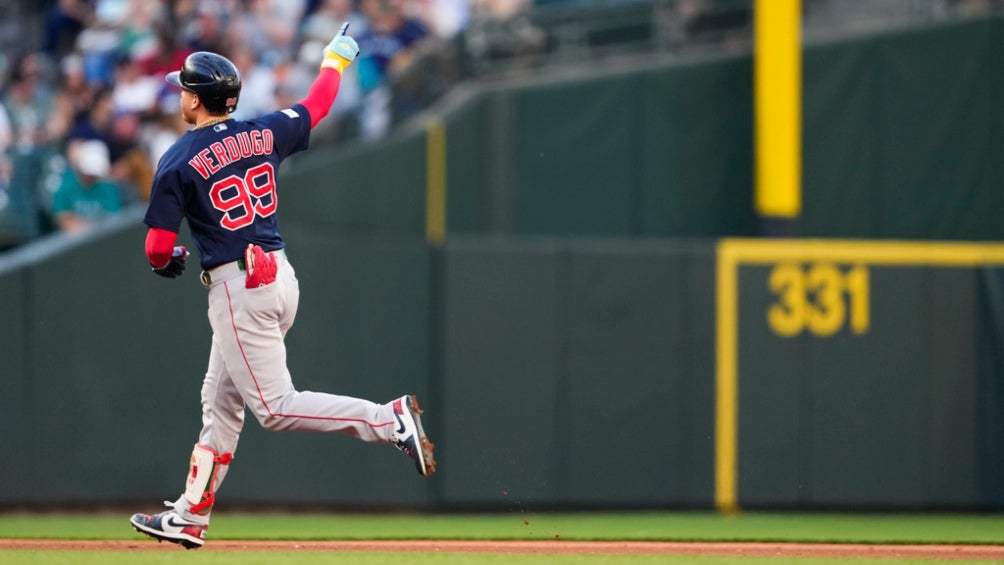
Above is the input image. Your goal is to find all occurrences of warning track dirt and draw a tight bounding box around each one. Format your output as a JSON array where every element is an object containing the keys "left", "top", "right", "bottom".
[{"left": 2, "top": 539, "right": 1003, "bottom": 559}]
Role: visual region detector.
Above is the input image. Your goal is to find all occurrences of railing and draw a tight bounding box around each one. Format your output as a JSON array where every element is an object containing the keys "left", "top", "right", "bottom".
[{"left": 385, "top": 0, "right": 1004, "bottom": 128}]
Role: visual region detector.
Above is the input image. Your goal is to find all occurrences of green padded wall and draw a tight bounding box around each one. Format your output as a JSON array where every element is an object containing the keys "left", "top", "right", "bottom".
[
  {"left": 638, "top": 56, "right": 757, "bottom": 237},
  {"left": 279, "top": 130, "right": 427, "bottom": 236},
  {"left": 0, "top": 269, "right": 27, "bottom": 499},
  {"left": 738, "top": 264, "right": 982, "bottom": 508},
  {"left": 439, "top": 237, "right": 716, "bottom": 507},
  {"left": 559, "top": 239, "right": 716, "bottom": 505},
  {"left": 440, "top": 238, "right": 563, "bottom": 506},
  {"left": 977, "top": 268, "right": 1004, "bottom": 507},
  {"left": 512, "top": 79, "right": 639, "bottom": 235},
  {"left": 801, "top": 18, "right": 1004, "bottom": 239},
  {"left": 23, "top": 225, "right": 207, "bottom": 503}
]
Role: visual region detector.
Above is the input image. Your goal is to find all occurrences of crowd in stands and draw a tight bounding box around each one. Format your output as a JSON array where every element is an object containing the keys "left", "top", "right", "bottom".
[
  {"left": 2, "top": 0, "right": 995, "bottom": 253},
  {"left": 0, "top": 0, "right": 539, "bottom": 251}
]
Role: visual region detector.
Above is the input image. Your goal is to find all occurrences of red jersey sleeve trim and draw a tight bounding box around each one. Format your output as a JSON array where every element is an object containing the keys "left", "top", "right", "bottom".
[{"left": 146, "top": 227, "right": 179, "bottom": 268}]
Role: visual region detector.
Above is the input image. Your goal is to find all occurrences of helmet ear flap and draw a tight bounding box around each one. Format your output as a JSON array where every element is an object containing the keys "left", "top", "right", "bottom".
[{"left": 169, "top": 51, "right": 241, "bottom": 114}]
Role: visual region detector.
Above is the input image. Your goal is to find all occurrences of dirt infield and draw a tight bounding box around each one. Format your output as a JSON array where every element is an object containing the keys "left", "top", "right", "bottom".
[{"left": 2, "top": 539, "right": 1003, "bottom": 559}]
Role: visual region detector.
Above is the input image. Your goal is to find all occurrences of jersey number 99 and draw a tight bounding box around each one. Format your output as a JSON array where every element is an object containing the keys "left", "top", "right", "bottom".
[{"left": 210, "top": 163, "right": 277, "bottom": 231}]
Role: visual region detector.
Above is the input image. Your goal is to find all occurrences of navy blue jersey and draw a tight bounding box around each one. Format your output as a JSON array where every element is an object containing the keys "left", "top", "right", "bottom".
[{"left": 145, "top": 104, "right": 311, "bottom": 269}]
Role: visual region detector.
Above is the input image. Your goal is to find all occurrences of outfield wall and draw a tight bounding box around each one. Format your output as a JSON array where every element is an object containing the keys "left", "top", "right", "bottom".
[{"left": 2, "top": 228, "right": 1002, "bottom": 510}]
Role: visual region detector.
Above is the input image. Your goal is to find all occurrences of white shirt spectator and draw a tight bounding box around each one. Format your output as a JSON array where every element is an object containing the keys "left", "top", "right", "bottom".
[
  {"left": 418, "top": 0, "right": 471, "bottom": 38},
  {"left": 112, "top": 58, "right": 161, "bottom": 115},
  {"left": 0, "top": 101, "right": 12, "bottom": 154}
]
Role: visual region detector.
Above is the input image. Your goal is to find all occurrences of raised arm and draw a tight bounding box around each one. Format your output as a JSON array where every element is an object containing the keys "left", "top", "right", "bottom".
[{"left": 299, "top": 23, "right": 360, "bottom": 129}]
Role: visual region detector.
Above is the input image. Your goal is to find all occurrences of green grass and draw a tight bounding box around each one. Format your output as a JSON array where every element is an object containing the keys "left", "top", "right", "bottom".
[
  {"left": 2, "top": 511, "right": 1003, "bottom": 565},
  {"left": 3, "top": 554, "right": 999, "bottom": 565},
  {"left": 2, "top": 511, "right": 1004, "bottom": 544},
  {"left": 5, "top": 553, "right": 992, "bottom": 565}
]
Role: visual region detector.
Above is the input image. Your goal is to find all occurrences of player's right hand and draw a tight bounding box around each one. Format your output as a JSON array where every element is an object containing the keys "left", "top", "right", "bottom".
[
  {"left": 152, "top": 246, "right": 189, "bottom": 279},
  {"left": 321, "top": 22, "right": 359, "bottom": 74},
  {"left": 244, "top": 244, "right": 277, "bottom": 289}
]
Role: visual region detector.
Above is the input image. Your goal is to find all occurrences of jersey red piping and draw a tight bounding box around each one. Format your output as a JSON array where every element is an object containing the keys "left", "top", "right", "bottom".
[{"left": 222, "top": 280, "right": 393, "bottom": 429}]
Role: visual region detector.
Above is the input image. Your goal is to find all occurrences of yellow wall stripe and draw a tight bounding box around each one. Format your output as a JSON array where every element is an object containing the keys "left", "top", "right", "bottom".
[
  {"left": 715, "top": 242, "right": 740, "bottom": 513},
  {"left": 426, "top": 120, "right": 447, "bottom": 245},
  {"left": 755, "top": 0, "right": 801, "bottom": 218},
  {"left": 722, "top": 238, "right": 1004, "bottom": 265},
  {"left": 714, "top": 237, "right": 1004, "bottom": 513}
]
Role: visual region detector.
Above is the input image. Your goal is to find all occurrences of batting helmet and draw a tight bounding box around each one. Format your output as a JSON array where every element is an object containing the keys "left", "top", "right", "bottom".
[{"left": 166, "top": 52, "right": 241, "bottom": 114}]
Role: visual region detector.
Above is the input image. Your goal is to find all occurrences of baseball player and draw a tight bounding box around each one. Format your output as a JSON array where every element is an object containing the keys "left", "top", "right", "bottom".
[{"left": 129, "top": 24, "right": 435, "bottom": 550}]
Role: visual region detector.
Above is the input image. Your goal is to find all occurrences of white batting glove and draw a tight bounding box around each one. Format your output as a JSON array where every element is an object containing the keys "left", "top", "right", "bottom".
[{"left": 322, "top": 22, "right": 360, "bottom": 74}]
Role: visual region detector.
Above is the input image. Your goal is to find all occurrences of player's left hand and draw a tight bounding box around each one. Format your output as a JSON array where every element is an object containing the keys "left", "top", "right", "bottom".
[
  {"left": 321, "top": 22, "right": 359, "bottom": 74},
  {"left": 152, "top": 246, "right": 189, "bottom": 279}
]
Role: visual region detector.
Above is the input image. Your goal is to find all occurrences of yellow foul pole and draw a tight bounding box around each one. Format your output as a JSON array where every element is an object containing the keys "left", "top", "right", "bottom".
[{"left": 755, "top": 0, "right": 802, "bottom": 218}]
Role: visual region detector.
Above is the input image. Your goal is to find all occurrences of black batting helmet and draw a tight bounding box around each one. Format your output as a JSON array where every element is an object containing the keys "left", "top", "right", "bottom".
[{"left": 166, "top": 51, "right": 241, "bottom": 114}]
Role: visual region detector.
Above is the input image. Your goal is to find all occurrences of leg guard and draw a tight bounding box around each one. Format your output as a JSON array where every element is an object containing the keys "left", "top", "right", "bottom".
[{"left": 183, "top": 444, "right": 233, "bottom": 516}]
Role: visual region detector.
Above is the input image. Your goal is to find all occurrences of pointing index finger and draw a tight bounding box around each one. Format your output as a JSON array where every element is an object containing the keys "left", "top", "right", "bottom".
[{"left": 337, "top": 22, "right": 349, "bottom": 37}]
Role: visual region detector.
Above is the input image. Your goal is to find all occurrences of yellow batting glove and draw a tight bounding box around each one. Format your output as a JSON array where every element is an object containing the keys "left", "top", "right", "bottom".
[{"left": 322, "top": 22, "right": 359, "bottom": 74}]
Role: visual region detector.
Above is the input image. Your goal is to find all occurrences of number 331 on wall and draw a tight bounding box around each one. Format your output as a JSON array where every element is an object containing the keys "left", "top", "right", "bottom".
[{"left": 767, "top": 263, "right": 870, "bottom": 337}]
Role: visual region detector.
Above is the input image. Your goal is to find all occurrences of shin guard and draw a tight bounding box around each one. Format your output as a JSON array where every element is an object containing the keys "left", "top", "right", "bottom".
[{"left": 183, "top": 444, "right": 233, "bottom": 515}]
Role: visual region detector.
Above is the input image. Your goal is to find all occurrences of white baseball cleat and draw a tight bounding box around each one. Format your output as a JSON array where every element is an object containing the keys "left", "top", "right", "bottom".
[
  {"left": 392, "top": 395, "right": 437, "bottom": 477},
  {"left": 130, "top": 508, "right": 207, "bottom": 549}
]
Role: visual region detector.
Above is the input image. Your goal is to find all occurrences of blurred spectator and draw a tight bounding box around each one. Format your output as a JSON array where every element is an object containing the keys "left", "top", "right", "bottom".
[
  {"left": 121, "top": 1, "right": 159, "bottom": 53},
  {"left": 0, "top": 99, "right": 19, "bottom": 250},
  {"left": 463, "top": 0, "right": 544, "bottom": 73},
  {"left": 0, "top": 101, "right": 12, "bottom": 183},
  {"left": 43, "top": 0, "right": 94, "bottom": 59},
  {"left": 230, "top": 0, "right": 308, "bottom": 67},
  {"left": 4, "top": 53, "right": 59, "bottom": 150},
  {"left": 300, "top": 0, "right": 369, "bottom": 41},
  {"left": 64, "top": 86, "right": 152, "bottom": 202},
  {"left": 4, "top": 0, "right": 481, "bottom": 251},
  {"left": 356, "top": 0, "right": 430, "bottom": 138},
  {"left": 73, "top": 2, "right": 125, "bottom": 87},
  {"left": 357, "top": 0, "right": 429, "bottom": 89},
  {"left": 49, "top": 53, "right": 98, "bottom": 143},
  {"left": 138, "top": 22, "right": 194, "bottom": 79},
  {"left": 412, "top": 0, "right": 471, "bottom": 39},
  {"left": 51, "top": 139, "right": 122, "bottom": 234},
  {"left": 106, "top": 111, "right": 154, "bottom": 203},
  {"left": 3, "top": 52, "right": 60, "bottom": 244},
  {"left": 111, "top": 54, "right": 160, "bottom": 116},
  {"left": 661, "top": 0, "right": 750, "bottom": 50},
  {"left": 272, "top": 43, "right": 323, "bottom": 120},
  {"left": 94, "top": 0, "right": 131, "bottom": 25},
  {"left": 183, "top": 0, "right": 234, "bottom": 55},
  {"left": 229, "top": 45, "right": 277, "bottom": 121},
  {"left": 67, "top": 86, "right": 115, "bottom": 143},
  {"left": 142, "top": 93, "right": 188, "bottom": 168},
  {"left": 475, "top": 0, "right": 534, "bottom": 21},
  {"left": 273, "top": 50, "right": 314, "bottom": 108}
]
